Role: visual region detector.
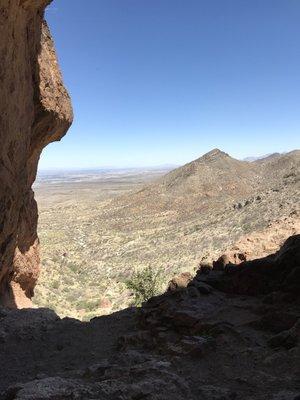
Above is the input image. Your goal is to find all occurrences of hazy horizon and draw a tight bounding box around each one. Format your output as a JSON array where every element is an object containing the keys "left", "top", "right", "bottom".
[
  {"left": 38, "top": 147, "right": 298, "bottom": 172},
  {"left": 37, "top": 164, "right": 177, "bottom": 173}
]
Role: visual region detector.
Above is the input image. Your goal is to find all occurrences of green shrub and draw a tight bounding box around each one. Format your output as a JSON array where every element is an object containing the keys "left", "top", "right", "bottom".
[
  {"left": 51, "top": 280, "right": 59, "bottom": 290},
  {"left": 125, "top": 266, "right": 163, "bottom": 307},
  {"left": 67, "top": 262, "right": 80, "bottom": 274}
]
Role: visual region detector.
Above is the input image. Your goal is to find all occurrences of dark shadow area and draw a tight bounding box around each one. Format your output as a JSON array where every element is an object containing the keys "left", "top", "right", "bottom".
[
  {"left": 0, "top": 235, "right": 299, "bottom": 398},
  {"left": 0, "top": 306, "right": 136, "bottom": 392}
]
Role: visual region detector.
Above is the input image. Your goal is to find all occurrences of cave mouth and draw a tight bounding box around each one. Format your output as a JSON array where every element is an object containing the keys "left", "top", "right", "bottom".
[{"left": 11, "top": 0, "right": 299, "bottom": 322}]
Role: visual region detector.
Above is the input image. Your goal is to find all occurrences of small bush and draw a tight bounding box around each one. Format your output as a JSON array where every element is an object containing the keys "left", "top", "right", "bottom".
[
  {"left": 51, "top": 280, "right": 59, "bottom": 290},
  {"left": 67, "top": 262, "right": 80, "bottom": 274},
  {"left": 125, "top": 266, "right": 163, "bottom": 307}
]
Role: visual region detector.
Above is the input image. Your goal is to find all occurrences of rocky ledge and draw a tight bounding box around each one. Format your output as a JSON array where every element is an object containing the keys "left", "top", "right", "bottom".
[{"left": 0, "top": 235, "right": 299, "bottom": 399}]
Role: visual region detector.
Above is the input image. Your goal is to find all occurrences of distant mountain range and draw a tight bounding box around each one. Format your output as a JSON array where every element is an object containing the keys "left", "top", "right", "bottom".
[{"left": 243, "top": 152, "right": 282, "bottom": 162}]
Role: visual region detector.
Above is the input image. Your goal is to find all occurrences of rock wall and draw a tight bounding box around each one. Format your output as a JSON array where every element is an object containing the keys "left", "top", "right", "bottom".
[{"left": 0, "top": 0, "right": 72, "bottom": 307}]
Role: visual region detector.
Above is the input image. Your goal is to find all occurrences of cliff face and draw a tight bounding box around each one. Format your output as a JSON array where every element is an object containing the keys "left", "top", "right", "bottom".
[{"left": 0, "top": 0, "right": 73, "bottom": 307}]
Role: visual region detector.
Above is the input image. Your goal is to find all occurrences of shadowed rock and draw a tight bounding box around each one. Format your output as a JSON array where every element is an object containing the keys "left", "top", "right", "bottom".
[{"left": 209, "top": 234, "right": 300, "bottom": 296}]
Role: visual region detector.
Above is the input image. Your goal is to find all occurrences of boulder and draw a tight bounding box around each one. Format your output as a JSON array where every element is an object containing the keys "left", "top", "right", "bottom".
[
  {"left": 168, "top": 272, "right": 193, "bottom": 291},
  {"left": 213, "top": 252, "right": 247, "bottom": 271}
]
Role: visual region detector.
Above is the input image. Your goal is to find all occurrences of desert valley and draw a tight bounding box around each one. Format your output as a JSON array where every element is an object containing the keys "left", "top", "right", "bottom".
[{"left": 33, "top": 149, "right": 300, "bottom": 320}]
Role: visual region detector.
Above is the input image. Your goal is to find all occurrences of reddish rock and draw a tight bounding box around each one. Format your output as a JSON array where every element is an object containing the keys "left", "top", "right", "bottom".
[
  {"left": 0, "top": 0, "right": 72, "bottom": 307},
  {"left": 168, "top": 272, "right": 193, "bottom": 292},
  {"left": 213, "top": 252, "right": 247, "bottom": 271},
  {"left": 99, "top": 297, "right": 112, "bottom": 309}
]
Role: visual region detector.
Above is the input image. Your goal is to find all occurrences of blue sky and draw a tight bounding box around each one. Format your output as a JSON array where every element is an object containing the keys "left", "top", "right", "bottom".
[{"left": 40, "top": 0, "right": 300, "bottom": 169}]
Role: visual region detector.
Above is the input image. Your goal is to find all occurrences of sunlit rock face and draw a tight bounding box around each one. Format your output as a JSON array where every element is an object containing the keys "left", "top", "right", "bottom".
[{"left": 0, "top": 0, "right": 73, "bottom": 307}]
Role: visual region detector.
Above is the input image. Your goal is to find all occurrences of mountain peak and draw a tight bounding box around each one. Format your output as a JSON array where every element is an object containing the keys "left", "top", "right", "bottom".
[{"left": 201, "top": 148, "right": 229, "bottom": 161}]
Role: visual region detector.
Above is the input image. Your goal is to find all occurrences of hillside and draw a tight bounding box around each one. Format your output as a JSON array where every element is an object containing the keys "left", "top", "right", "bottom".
[
  {"left": 33, "top": 149, "right": 300, "bottom": 319},
  {"left": 111, "top": 148, "right": 260, "bottom": 217},
  {"left": 258, "top": 149, "right": 300, "bottom": 185},
  {"left": 110, "top": 148, "right": 299, "bottom": 219},
  {"left": 161, "top": 148, "right": 257, "bottom": 195}
]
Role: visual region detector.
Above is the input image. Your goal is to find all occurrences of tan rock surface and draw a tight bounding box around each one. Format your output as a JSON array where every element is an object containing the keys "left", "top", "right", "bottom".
[
  {"left": 215, "top": 213, "right": 300, "bottom": 268},
  {"left": 0, "top": 0, "right": 72, "bottom": 307}
]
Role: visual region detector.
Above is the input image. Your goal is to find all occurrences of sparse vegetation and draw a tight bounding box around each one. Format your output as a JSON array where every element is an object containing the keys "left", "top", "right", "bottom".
[
  {"left": 125, "top": 266, "right": 164, "bottom": 306},
  {"left": 33, "top": 152, "right": 300, "bottom": 320}
]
